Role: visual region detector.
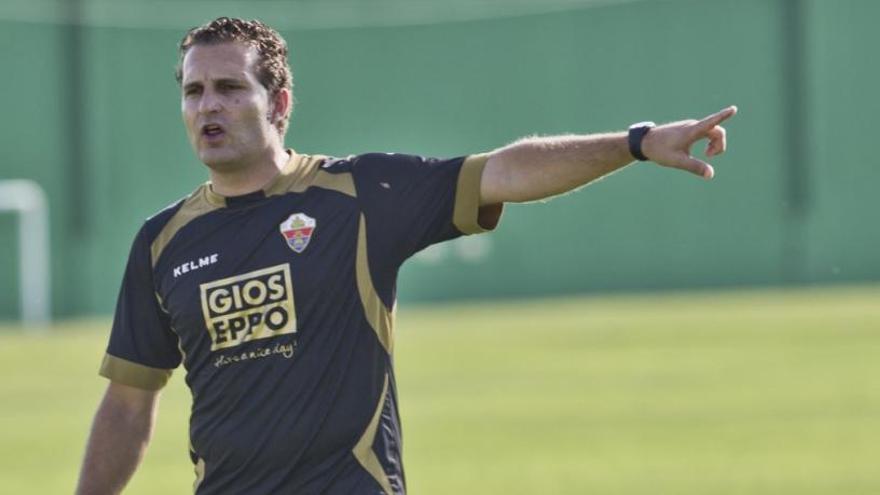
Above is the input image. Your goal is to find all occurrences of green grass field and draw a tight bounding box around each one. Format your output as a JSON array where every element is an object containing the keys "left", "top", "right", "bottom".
[{"left": 1, "top": 285, "right": 879, "bottom": 494}]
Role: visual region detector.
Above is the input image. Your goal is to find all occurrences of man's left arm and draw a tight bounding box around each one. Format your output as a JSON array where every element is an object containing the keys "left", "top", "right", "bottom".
[{"left": 479, "top": 106, "right": 737, "bottom": 205}]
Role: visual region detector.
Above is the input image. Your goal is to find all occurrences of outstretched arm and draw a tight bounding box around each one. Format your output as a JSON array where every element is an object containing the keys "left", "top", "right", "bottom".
[
  {"left": 479, "top": 106, "right": 737, "bottom": 205},
  {"left": 76, "top": 382, "right": 161, "bottom": 495}
]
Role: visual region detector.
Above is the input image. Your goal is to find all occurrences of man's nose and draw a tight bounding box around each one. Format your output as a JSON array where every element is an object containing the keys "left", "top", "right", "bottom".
[{"left": 199, "top": 90, "right": 223, "bottom": 114}]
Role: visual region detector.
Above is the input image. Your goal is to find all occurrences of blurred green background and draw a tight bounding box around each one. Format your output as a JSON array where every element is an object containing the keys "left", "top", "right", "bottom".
[
  {"left": 1, "top": 0, "right": 879, "bottom": 493},
  {"left": 2, "top": 0, "right": 879, "bottom": 318}
]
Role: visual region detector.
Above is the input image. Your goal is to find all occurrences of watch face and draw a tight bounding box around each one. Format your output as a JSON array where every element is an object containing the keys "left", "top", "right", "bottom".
[{"left": 629, "top": 121, "right": 656, "bottom": 130}]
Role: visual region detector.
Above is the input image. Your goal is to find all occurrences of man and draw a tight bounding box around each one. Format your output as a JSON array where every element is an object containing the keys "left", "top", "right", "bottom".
[{"left": 76, "top": 17, "right": 735, "bottom": 495}]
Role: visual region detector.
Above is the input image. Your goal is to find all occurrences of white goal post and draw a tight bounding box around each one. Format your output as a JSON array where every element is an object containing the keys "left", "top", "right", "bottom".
[{"left": 0, "top": 180, "right": 50, "bottom": 327}]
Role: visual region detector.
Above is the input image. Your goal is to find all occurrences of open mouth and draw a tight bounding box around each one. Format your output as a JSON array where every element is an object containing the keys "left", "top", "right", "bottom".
[{"left": 201, "top": 124, "right": 225, "bottom": 139}]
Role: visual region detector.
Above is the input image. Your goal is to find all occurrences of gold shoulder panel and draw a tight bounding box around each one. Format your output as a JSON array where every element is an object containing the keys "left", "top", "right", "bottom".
[
  {"left": 266, "top": 152, "right": 356, "bottom": 198},
  {"left": 312, "top": 169, "right": 356, "bottom": 197},
  {"left": 98, "top": 353, "right": 173, "bottom": 390},
  {"left": 150, "top": 153, "right": 356, "bottom": 268},
  {"left": 453, "top": 153, "right": 503, "bottom": 234},
  {"left": 264, "top": 152, "right": 323, "bottom": 195},
  {"left": 150, "top": 186, "right": 222, "bottom": 267}
]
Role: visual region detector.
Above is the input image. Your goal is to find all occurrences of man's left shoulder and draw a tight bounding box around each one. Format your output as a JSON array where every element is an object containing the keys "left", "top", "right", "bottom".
[
  {"left": 348, "top": 152, "right": 466, "bottom": 176},
  {"left": 317, "top": 154, "right": 356, "bottom": 174}
]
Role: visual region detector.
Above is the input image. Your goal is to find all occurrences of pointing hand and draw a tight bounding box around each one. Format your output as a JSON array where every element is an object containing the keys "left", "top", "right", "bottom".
[{"left": 641, "top": 105, "right": 738, "bottom": 179}]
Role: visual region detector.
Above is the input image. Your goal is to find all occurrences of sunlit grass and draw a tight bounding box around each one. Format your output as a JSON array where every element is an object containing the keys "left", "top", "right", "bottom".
[{"left": 1, "top": 285, "right": 878, "bottom": 494}]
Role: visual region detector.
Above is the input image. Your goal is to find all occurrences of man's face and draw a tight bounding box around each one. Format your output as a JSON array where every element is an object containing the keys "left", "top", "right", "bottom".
[{"left": 181, "top": 42, "right": 280, "bottom": 170}]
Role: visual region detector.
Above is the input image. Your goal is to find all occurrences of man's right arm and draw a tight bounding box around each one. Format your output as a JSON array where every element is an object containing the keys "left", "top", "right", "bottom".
[
  {"left": 76, "top": 382, "right": 161, "bottom": 495},
  {"left": 479, "top": 106, "right": 737, "bottom": 205}
]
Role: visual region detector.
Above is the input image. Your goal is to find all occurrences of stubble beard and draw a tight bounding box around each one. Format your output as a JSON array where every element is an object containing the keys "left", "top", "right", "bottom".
[{"left": 199, "top": 134, "right": 278, "bottom": 176}]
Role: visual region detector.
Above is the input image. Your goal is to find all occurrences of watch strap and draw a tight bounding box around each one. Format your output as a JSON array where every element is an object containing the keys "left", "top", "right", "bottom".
[{"left": 628, "top": 121, "right": 655, "bottom": 161}]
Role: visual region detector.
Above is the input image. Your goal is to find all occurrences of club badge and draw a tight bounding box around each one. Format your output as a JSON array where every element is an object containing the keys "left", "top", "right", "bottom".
[{"left": 279, "top": 213, "right": 316, "bottom": 253}]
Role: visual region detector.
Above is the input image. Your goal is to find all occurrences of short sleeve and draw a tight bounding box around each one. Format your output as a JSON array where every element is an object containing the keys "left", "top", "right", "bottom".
[
  {"left": 99, "top": 226, "right": 182, "bottom": 390},
  {"left": 351, "top": 152, "right": 503, "bottom": 262}
]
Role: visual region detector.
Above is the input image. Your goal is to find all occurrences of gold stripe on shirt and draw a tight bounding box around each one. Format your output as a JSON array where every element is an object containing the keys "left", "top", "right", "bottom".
[
  {"left": 151, "top": 188, "right": 221, "bottom": 267},
  {"left": 453, "top": 153, "right": 503, "bottom": 234},
  {"left": 356, "top": 214, "right": 394, "bottom": 355},
  {"left": 98, "top": 353, "right": 172, "bottom": 390},
  {"left": 192, "top": 457, "right": 206, "bottom": 493},
  {"left": 352, "top": 373, "right": 394, "bottom": 494}
]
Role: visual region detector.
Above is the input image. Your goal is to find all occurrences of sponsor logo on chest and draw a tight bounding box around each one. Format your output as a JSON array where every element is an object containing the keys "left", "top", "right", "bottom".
[
  {"left": 199, "top": 264, "right": 296, "bottom": 351},
  {"left": 279, "top": 213, "right": 316, "bottom": 253}
]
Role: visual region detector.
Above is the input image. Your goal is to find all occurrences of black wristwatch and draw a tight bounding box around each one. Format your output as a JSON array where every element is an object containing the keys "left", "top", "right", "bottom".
[{"left": 627, "top": 121, "right": 655, "bottom": 161}]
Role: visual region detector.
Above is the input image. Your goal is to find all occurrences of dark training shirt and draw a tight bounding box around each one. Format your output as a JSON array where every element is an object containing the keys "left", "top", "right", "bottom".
[{"left": 99, "top": 151, "right": 502, "bottom": 494}]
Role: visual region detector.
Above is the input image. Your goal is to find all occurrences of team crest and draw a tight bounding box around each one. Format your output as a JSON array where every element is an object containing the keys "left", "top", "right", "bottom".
[{"left": 279, "top": 213, "right": 316, "bottom": 253}]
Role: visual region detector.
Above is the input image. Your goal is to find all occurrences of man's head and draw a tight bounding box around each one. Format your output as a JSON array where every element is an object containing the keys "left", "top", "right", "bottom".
[{"left": 176, "top": 18, "right": 293, "bottom": 170}]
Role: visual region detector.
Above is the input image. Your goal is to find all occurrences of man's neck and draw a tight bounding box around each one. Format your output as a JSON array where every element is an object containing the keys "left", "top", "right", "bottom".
[{"left": 208, "top": 147, "right": 290, "bottom": 197}]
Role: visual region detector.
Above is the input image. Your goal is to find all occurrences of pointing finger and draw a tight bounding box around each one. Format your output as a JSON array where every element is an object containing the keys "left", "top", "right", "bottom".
[{"left": 695, "top": 105, "right": 738, "bottom": 134}]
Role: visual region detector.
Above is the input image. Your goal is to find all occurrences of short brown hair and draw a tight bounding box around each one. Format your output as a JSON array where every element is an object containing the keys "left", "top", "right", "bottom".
[{"left": 176, "top": 17, "right": 293, "bottom": 136}]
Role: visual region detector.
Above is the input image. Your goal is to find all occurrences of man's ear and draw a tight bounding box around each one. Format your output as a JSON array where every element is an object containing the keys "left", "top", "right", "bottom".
[{"left": 270, "top": 88, "right": 291, "bottom": 126}]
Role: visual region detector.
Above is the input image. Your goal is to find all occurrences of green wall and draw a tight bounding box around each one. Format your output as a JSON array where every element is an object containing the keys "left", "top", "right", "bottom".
[
  {"left": 0, "top": 0, "right": 877, "bottom": 318},
  {"left": 803, "top": 0, "right": 880, "bottom": 283}
]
